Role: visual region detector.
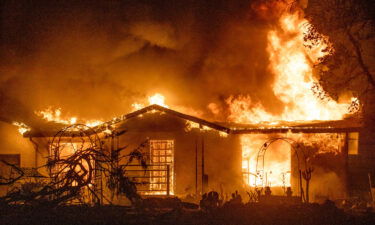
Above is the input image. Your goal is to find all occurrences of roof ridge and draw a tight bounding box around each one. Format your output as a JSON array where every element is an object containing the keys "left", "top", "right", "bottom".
[{"left": 93, "top": 104, "right": 230, "bottom": 133}]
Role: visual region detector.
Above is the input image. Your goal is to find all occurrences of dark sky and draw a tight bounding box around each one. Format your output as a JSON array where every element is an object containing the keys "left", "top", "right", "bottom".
[{"left": 0, "top": 0, "right": 286, "bottom": 124}]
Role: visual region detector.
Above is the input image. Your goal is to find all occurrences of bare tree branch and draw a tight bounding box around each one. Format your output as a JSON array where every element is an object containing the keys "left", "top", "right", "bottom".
[{"left": 346, "top": 29, "right": 375, "bottom": 88}]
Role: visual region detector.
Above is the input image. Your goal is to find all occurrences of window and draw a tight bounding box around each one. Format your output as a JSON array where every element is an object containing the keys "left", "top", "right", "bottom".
[
  {"left": 0, "top": 154, "right": 21, "bottom": 178},
  {"left": 149, "top": 140, "right": 174, "bottom": 195},
  {"left": 0, "top": 154, "right": 21, "bottom": 195},
  {"left": 348, "top": 132, "right": 359, "bottom": 155}
]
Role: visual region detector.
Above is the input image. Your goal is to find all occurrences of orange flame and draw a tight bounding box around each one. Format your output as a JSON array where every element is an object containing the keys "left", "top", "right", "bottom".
[
  {"left": 148, "top": 93, "right": 168, "bottom": 108},
  {"left": 241, "top": 134, "right": 291, "bottom": 188},
  {"left": 132, "top": 93, "right": 169, "bottom": 111},
  {"left": 35, "top": 107, "right": 103, "bottom": 128},
  {"left": 12, "top": 121, "right": 31, "bottom": 135},
  {"left": 236, "top": 12, "right": 356, "bottom": 188},
  {"left": 228, "top": 13, "right": 356, "bottom": 124},
  {"left": 241, "top": 132, "right": 345, "bottom": 188}
]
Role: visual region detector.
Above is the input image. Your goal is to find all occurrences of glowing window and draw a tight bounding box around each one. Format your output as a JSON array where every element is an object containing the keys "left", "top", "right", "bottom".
[
  {"left": 149, "top": 140, "right": 174, "bottom": 195},
  {"left": 348, "top": 132, "right": 359, "bottom": 155}
]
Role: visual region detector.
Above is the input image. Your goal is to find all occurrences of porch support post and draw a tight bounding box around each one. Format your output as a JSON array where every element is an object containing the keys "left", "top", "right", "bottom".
[{"left": 167, "top": 164, "right": 170, "bottom": 196}]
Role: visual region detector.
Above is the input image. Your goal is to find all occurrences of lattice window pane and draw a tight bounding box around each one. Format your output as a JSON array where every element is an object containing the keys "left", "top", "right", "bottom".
[{"left": 149, "top": 140, "right": 174, "bottom": 195}]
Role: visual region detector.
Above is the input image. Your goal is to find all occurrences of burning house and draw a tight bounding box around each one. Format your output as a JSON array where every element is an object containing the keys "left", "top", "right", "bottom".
[
  {"left": 0, "top": 0, "right": 374, "bottom": 208},
  {"left": 0, "top": 102, "right": 366, "bottom": 204}
]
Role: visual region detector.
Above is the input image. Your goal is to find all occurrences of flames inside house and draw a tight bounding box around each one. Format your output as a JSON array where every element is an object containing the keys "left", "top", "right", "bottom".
[
  {"left": 0, "top": 6, "right": 373, "bottom": 207},
  {"left": 0, "top": 103, "right": 364, "bottom": 205}
]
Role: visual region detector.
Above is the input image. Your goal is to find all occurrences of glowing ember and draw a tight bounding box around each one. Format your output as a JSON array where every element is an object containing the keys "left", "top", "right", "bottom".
[
  {"left": 184, "top": 121, "right": 200, "bottom": 131},
  {"left": 85, "top": 120, "right": 104, "bottom": 128},
  {"left": 184, "top": 120, "right": 227, "bottom": 137},
  {"left": 219, "top": 131, "right": 228, "bottom": 138},
  {"left": 70, "top": 117, "right": 77, "bottom": 125},
  {"left": 12, "top": 121, "right": 31, "bottom": 135},
  {"left": 131, "top": 103, "right": 145, "bottom": 111}
]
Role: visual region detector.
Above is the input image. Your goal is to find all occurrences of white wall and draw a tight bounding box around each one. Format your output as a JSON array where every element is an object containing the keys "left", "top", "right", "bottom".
[{"left": 0, "top": 121, "right": 36, "bottom": 167}]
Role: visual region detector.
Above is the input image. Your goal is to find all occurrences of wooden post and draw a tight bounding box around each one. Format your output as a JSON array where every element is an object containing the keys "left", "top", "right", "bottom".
[
  {"left": 167, "top": 164, "right": 170, "bottom": 196},
  {"left": 368, "top": 173, "right": 373, "bottom": 203},
  {"left": 299, "top": 170, "right": 304, "bottom": 202},
  {"left": 201, "top": 139, "right": 205, "bottom": 194},
  {"left": 195, "top": 140, "right": 198, "bottom": 197},
  {"left": 247, "top": 159, "right": 250, "bottom": 185}
]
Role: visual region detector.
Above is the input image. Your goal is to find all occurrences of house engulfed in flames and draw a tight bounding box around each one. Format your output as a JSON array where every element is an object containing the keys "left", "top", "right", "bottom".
[
  {"left": 0, "top": 103, "right": 367, "bottom": 204},
  {"left": 0, "top": 12, "right": 372, "bottom": 204}
]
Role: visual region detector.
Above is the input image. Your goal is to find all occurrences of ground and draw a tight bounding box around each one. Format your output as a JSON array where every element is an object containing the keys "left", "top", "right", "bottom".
[{"left": 1, "top": 203, "right": 375, "bottom": 225}]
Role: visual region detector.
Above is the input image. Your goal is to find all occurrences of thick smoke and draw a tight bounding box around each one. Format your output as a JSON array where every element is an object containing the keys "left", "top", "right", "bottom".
[{"left": 0, "top": 0, "right": 289, "bottom": 124}]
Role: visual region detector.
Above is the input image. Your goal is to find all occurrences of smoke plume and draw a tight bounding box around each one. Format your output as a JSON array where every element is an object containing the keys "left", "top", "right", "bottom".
[{"left": 0, "top": 0, "right": 291, "bottom": 124}]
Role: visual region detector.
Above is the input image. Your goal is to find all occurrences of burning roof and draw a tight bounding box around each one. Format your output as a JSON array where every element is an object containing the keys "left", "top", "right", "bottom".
[
  {"left": 221, "top": 118, "right": 362, "bottom": 134},
  {"left": 23, "top": 104, "right": 362, "bottom": 138}
]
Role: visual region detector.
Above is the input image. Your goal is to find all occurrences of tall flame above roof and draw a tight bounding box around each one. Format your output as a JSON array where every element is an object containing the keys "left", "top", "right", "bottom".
[{"left": 227, "top": 12, "right": 356, "bottom": 124}]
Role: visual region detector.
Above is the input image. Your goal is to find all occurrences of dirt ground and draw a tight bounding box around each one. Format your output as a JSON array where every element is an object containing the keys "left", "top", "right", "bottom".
[{"left": 0, "top": 203, "right": 374, "bottom": 225}]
